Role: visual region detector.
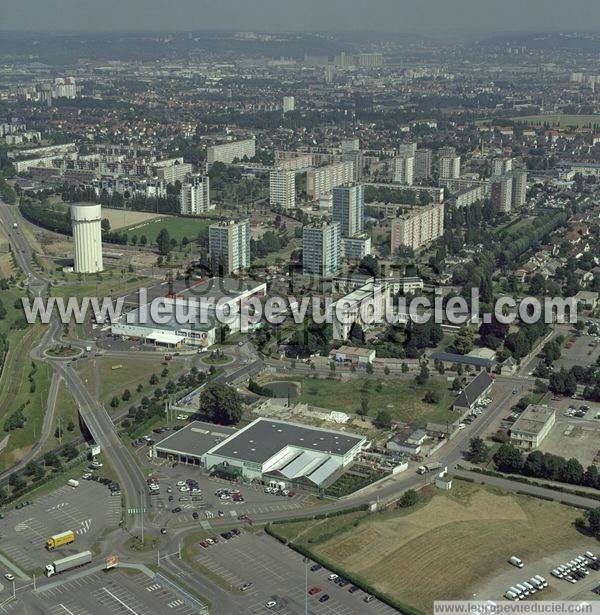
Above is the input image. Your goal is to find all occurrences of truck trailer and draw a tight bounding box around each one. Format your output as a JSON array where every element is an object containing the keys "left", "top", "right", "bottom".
[
  {"left": 45, "top": 530, "right": 75, "bottom": 550},
  {"left": 45, "top": 550, "right": 92, "bottom": 577},
  {"left": 416, "top": 462, "right": 443, "bottom": 475}
]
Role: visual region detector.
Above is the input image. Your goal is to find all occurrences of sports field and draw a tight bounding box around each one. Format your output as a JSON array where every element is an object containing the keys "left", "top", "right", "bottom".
[
  {"left": 510, "top": 113, "right": 600, "bottom": 128},
  {"left": 121, "top": 215, "right": 212, "bottom": 244},
  {"left": 272, "top": 482, "right": 588, "bottom": 613},
  {"left": 100, "top": 207, "right": 165, "bottom": 230}
]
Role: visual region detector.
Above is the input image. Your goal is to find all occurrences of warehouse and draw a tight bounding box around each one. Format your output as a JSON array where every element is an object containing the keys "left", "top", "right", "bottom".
[
  {"left": 152, "top": 421, "right": 237, "bottom": 465},
  {"left": 202, "top": 418, "right": 367, "bottom": 489},
  {"left": 111, "top": 277, "right": 267, "bottom": 348}
]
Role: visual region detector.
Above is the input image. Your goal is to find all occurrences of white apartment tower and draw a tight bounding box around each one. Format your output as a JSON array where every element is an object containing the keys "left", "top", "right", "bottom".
[
  {"left": 390, "top": 203, "right": 445, "bottom": 253},
  {"left": 269, "top": 169, "right": 296, "bottom": 209},
  {"left": 209, "top": 219, "right": 250, "bottom": 275},
  {"left": 393, "top": 154, "right": 415, "bottom": 185},
  {"left": 302, "top": 222, "right": 341, "bottom": 277},
  {"left": 332, "top": 184, "right": 364, "bottom": 238},
  {"left": 491, "top": 176, "right": 513, "bottom": 214},
  {"left": 282, "top": 96, "right": 295, "bottom": 113},
  {"left": 492, "top": 157, "right": 513, "bottom": 177},
  {"left": 414, "top": 149, "right": 432, "bottom": 179},
  {"left": 207, "top": 138, "right": 256, "bottom": 165},
  {"left": 439, "top": 155, "right": 461, "bottom": 180},
  {"left": 70, "top": 202, "right": 104, "bottom": 273},
  {"left": 511, "top": 169, "right": 527, "bottom": 209},
  {"left": 180, "top": 175, "right": 211, "bottom": 215}
]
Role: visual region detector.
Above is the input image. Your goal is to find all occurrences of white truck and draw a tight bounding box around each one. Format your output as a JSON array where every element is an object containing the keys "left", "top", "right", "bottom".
[
  {"left": 67, "top": 479, "right": 79, "bottom": 488},
  {"left": 45, "top": 550, "right": 92, "bottom": 577},
  {"left": 417, "top": 462, "right": 443, "bottom": 475}
]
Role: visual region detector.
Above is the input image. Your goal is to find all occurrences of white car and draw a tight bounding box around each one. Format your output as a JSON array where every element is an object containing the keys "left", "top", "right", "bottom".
[
  {"left": 328, "top": 574, "right": 339, "bottom": 581},
  {"left": 177, "top": 414, "right": 187, "bottom": 420},
  {"left": 458, "top": 423, "right": 466, "bottom": 430},
  {"left": 179, "top": 485, "right": 190, "bottom": 492},
  {"left": 265, "top": 600, "right": 277, "bottom": 609},
  {"left": 4, "top": 573, "right": 14, "bottom": 582},
  {"left": 176, "top": 481, "right": 187, "bottom": 487}
]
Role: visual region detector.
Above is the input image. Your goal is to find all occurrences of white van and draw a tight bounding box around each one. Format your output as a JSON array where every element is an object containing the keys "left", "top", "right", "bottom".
[
  {"left": 534, "top": 575, "right": 548, "bottom": 588},
  {"left": 516, "top": 583, "right": 529, "bottom": 596},
  {"left": 504, "top": 590, "right": 518, "bottom": 601},
  {"left": 509, "top": 556, "right": 524, "bottom": 568},
  {"left": 509, "top": 586, "right": 522, "bottom": 598}
]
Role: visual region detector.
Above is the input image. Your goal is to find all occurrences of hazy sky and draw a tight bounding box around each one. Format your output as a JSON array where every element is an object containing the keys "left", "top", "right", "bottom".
[{"left": 1, "top": 0, "right": 599, "bottom": 33}]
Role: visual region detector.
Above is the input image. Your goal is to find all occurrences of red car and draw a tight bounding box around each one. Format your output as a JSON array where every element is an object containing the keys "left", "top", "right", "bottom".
[
  {"left": 308, "top": 587, "right": 321, "bottom": 595},
  {"left": 199, "top": 540, "right": 210, "bottom": 548}
]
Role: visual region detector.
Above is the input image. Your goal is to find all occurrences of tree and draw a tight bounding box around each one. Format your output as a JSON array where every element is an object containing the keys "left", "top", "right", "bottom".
[
  {"left": 414, "top": 364, "right": 429, "bottom": 385},
  {"left": 452, "top": 326, "right": 475, "bottom": 355},
  {"left": 401, "top": 362, "right": 409, "bottom": 374},
  {"left": 45, "top": 452, "right": 62, "bottom": 468},
  {"left": 384, "top": 366, "right": 390, "bottom": 376},
  {"left": 156, "top": 228, "right": 171, "bottom": 255},
  {"left": 583, "top": 465, "right": 599, "bottom": 488},
  {"left": 398, "top": 489, "right": 419, "bottom": 508},
  {"left": 423, "top": 390, "right": 441, "bottom": 404},
  {"left": 583, "top": 507, "right": 600, "bottom": 538},
  {"left": 374, "top": 409, "right": 392, "bottom": 429},
  {"left": 559, "top": 457, "right": 584, "bottom": 485},
  {"left": 110, "top": 396, "right": 119, "bottom": 408},
  {"left": 452, "top": 377, "right": 463, "bottom": 392},
  {"left": 358, "top": 398, "right": 369, "bottom": 416},
  {"left": 522, "top": 450, "right": 545, "bottom": 477},
  {"left": 9, "top": 473, "right": 26, "bottom": 492},
  {"left": 25, "top": 460, "right": 44, "bottom": 480},
  {"left": 122, "top": 389, "right": 131, "bottom": 401},
  {"left": 62, "top": 442, "right": 78, "bottom": 461},
  {"left": 467, "top": 437, "right": 489, "bottom": 463},
  {"left": 199, "top": 383, "right": 243, "bottom": 425},
  {"left": 149, "top": 373, "right": 159, "bottom": 385},
  {"left": 493, "top": 444, "right": 523, "bottom": 473}
]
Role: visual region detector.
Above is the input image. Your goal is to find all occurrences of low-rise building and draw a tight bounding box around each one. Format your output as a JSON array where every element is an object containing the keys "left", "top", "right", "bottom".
[
  {"left": 510, "top": 405, "right": 556, "bottom": 450},
  {"left": 452, "top": 371, "right": 494, "bottom": 414},
  {"left": 329, "top": 345, "right": 376, "bottom": 366}
]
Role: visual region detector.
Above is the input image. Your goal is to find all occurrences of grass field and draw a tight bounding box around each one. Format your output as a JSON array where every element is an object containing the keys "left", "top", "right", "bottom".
[
  {"left": 121, "top": 215, "right": 212, "bottom": 245},
  {"left": 266, "top": 376, "right": 454, "bottom": 426},
  {"left": 100, "top": 207, "right": 165, "bottom": 231},
  {"left": 272, "top": 482, "right": 588, "bottom": 613},
  {"left": 77, "top": 355, "right": 186, "bottom": 414},
  {"left": 510, "top": 113, "right": 600, "bottom": 128},
  {"left": 41, "top": 380, "right": 82, "bottom": 455},
  {"left": 50, "top": 273, "right": 149, "bottom": 300}
]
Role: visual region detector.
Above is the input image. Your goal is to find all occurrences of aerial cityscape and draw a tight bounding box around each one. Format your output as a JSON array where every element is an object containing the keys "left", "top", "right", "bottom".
[{"left": 0, "top": 3, "right": 600, "bottom": 614}]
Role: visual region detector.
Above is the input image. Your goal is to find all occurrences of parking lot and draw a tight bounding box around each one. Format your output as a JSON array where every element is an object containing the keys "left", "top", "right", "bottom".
[
  {"left": 26, "top": 569, "right": 204, "bottom": 614},
  {"left": 190, "top": 530, "right": 398, "bottom": 615},
  {"left": 555, "top": 333, "right": 600, "bottom": 371},
  {"left": 0, "top": 480, "right": 121, "bottom": 572},
  {"left": 475, "top": 546, "right": 600, "bottom": 602},
  {"left": 140, "top": 459, "right": 311, "bottom": 529}
]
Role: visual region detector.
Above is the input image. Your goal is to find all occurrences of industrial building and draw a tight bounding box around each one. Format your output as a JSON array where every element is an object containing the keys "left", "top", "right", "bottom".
[{"left": 202, "top": 418, "right": 367, "bottom": 489}]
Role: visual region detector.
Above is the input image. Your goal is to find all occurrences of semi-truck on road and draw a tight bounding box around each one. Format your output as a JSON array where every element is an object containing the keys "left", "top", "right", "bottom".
[
  {"left": 417, "top": 462, "right": 443, "bottom": 475},
  {"left": 46, "top": 530, "right": 75, "bottom": 550},
  {"left": 45, "top": 550, "right": 92, "bottom": 577}
]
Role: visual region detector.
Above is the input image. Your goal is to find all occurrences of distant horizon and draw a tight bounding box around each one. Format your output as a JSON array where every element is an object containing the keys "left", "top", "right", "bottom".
[{"left": 2, "top": 0, "right": 600, "bottom": 36}]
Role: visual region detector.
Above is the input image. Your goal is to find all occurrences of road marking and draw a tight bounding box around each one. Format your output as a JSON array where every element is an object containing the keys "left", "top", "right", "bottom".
[
  {"left": 57, "top": 605, "right": 76, "bottom": 615},
  {"left": 99, "top": 587, "right": 139, "bottom": 615}
]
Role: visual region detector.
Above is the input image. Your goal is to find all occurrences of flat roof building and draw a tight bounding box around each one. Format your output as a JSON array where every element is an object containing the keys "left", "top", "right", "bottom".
[
  {"left": 202, "top": 417, "right": 366, "bottom": 489},
  {"left": 207, "top": 138, "right": 256, "bottom": 166},
  {"left": 209, "top": 219, "right": 250, "bottom": 275},
  {"left": 510, "top": 405, "right": 556, "bottom": 451}
]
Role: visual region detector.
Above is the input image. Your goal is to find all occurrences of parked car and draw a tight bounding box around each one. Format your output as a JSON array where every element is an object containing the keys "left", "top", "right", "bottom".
[
  {"left": 308, "top": 586, "right": 321, "bottom": 595},
  {"left": 319, "top": 594, "right": 330, "bottom": 603}
]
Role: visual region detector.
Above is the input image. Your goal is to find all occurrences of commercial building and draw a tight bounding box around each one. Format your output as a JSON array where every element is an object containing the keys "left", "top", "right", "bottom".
[
  {"left": 282, "top": 96, "right": 295, "bottom": 113},
  {"left": 70, "top": 203, "right": 103, "bottom": 273},
  {"left": 393, "top": 154, "right": 414, "bottom": 185},
  {"left": 331, "top": 281, "right": 390, "bottom": 340},
  {"left": 269, "top": 169, "right": 296, "bottom": 209},
  {"left": 491, "top": 175, "right": 513, "bottom": 214},
  {"left": 306, "top": 161, "right": 354, "bottom": 200},
  {"left": 414, "top": 149, "right": 432, "bottom": 180},
  {"left": 439, "top": 155, "right": 461, "bottom": 180},
  {"left": 207, "top": 138, "right": 256, "bottom": 165},
  {"left": 510, "top": 405, "right": 556, "bottom": 450},
  {"left": 332, "top": 183, "right": 364, "bottom": 238},
  {"left": 302, "top": 221, "right": 341, "bottom": 277},
  {"left": 342, "top": 234, "right": 372, "bottom": 261},
  {"left": 111, "top": 277, "right": 267, "bottom": 347},
  {"left": 180, "top": 175, "right": 211, "bottom": 215},
  {"left": 390, "top": 202, "right": 445, "bottom": 253},
  {"left": 202, "top": 418, "right": 366, "bottom": 489},
  {"left": 209, "top": 219, "right": 250, "bottom": 275},
  {"left": 511, "top": 169, "right": 527, "bottom": 208}
]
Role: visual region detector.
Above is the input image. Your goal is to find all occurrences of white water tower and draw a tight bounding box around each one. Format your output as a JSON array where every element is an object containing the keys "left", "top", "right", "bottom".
[{"left": 70, "top": 202, "right": 104, "bottom": 273}]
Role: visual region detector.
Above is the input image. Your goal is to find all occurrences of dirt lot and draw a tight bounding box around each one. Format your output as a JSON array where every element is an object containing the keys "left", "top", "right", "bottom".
[
  {"left": 101, "top": 208, "right": 165, "bottom": 230},
  {"left": 276, "top": 482, "right": 592, "bottom": 613}
]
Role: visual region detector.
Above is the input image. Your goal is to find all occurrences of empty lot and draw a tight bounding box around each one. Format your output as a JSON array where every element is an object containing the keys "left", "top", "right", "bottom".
[{"left": 271, "top": 482, "right": 592, "bottom": 613}]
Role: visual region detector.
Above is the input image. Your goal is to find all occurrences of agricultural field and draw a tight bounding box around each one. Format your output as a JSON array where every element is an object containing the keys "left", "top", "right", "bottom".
[
  {"left": 272, "top": 482, "right": 589, "bottom": 613},
  {"left": 76, "top": 355, "right": 186, "bottom": 415},
  {"left": 266, "top": 376, "right": 455, "bottom": 426},
  {"left": 510, "top": 114, "right": 600, "bottom": 128},
  {"left": 100, "top": 207, "right": 165, "bottom": 230},
  {"left": 120, "top": 215, "right": 212, "bottom": 245}
]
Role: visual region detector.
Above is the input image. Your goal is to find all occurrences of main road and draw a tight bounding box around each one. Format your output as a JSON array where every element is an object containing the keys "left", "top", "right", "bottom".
[{"left": 0, "top": 199, "right": 149, "bottom": 532}]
